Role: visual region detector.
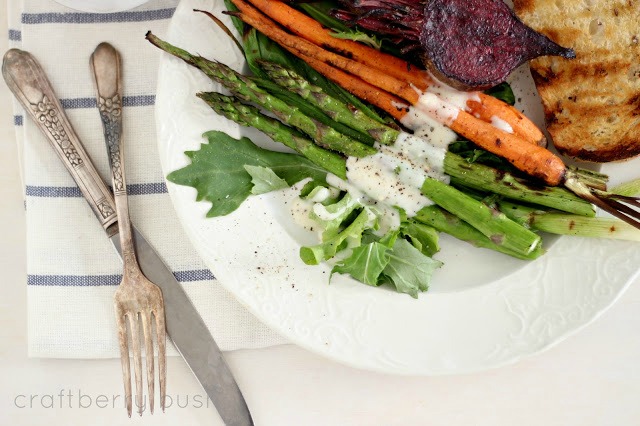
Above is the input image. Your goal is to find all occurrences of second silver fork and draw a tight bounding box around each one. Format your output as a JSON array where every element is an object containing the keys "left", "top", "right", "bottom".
[{"left": 90, "top": 42, "right": 167, "bottom": 417}]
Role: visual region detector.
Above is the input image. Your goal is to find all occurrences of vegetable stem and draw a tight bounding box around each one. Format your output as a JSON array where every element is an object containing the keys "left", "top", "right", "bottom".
[
  {"left": 444, "top": 152, "right": 595, "bottom": 216},
  {"left": 421, "top": 178, "right": 542, "bottom": 256},
  {"left": 495, "top": 199, "right": 640, "bottom": 241},
  {"left": 146, "top": 32, "right": 376, "bottom": 157},
  {"left": 259, "top": 61, "right": 400, "bottom": 145},
  {"left": 197, "top": 92, "right": 347, "bottom": 179},
  {"left": 413, "top": 206, "right": 544, "bottom": 259}
]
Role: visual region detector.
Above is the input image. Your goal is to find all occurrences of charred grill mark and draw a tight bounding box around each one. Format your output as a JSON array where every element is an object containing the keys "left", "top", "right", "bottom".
[
  {"left": 320, "top": 43, "right": 355, "bottom": 59},
  {"left": 558, "top": 59, "right": 629, "bottom": 81},
  {"left": 628, "top": 94, "right": 640, "bottom": 113}
]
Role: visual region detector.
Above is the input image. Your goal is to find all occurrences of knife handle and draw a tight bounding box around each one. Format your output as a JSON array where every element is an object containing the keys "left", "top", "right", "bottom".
[{"left": 2, "top": 48, "right": 118, "bottom": 235}]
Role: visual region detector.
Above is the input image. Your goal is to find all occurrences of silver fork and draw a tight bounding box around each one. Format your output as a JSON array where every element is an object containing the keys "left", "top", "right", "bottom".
[{"left": 90, "top": 42, "right": 167, "bottom": 417}]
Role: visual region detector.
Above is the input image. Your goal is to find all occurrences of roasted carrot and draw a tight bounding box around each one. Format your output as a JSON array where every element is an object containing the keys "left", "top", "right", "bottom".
[
  {"left": 469, "top": 97, "right": 547, "bottom": 146},
  {"left": 230, "top": 0, "right": 419, "bottom": 104},
  {"left": 293, "top": 51, "right": 409, "bottom": 121},
  {"left": 240, "top": 0, "right": 545, "bottom": 146},
  {"left": 448, "top": 110, "right": 566, "bottom": 185},
  {"left": 299, "top": 50, "right": 564, "bottom": 184},
  {"left": 230, "top": 0, "right": 568, "bottom": 186},
  {"left": 239, "top": 0, "right": 418, "bottom": 81}
]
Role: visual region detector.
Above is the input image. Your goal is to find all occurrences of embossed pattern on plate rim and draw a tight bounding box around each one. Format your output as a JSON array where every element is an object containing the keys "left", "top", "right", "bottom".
[{"left": 154, "top": 0, "right": 640, "bottom": 376}]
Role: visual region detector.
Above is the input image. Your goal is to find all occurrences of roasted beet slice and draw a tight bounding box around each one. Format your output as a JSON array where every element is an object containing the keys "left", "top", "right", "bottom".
[{"left": 420, "top": 0, "right": 575, "bottom": 90}]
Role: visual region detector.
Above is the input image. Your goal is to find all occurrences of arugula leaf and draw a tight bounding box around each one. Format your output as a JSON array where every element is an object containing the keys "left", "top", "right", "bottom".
[
  {"left": 382, "top": 239, "right": 442, "bottom": 298},
  {"left": 167, "top": 131, "right": 326, "bottom": 217},
  {"left": 329, "top": 227, "right": 400, "bottom": 285},
  {"left": 300, "top": 208, "right": 371, "bottom": 265},
  {"left": 244, "top": 165, "right": 289, "bottom": 194},
  {"left": 300, "top": 180, "right": 341, "bottom": 203},
  {"left": 243, "top": 29, "right": 298, "bottom": 79},
  {"left": 331, "top": 31, "right": 382, "bottom": 49},
  {"left": 331, "top": 242, "right": 390, "bottom": 286},
  {"left": 484, "top": 82, "right": 516, "bottom": 106},
  {"left": 402, "top": 222, "right": 440, "bottom": 257},
  {"left": 311, "top": 193, "right": 361, "bottom": 240},
  {"left": 297, "top": 1, "right": 350, "bottom": 32},
  {"left": 378, "top": 228, "right": 400, "bottom": 248},
  {"left": 448, "top": 140, "right": 518, "bottom": 172}
]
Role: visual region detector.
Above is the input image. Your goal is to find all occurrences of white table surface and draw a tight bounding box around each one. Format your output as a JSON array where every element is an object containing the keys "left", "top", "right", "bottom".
[{"left": 1, "top": 15, "right": 640, "bottom": 426}]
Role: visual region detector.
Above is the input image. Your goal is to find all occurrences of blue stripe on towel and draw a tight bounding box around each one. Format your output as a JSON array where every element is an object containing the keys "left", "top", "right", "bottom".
[
  {"left": 8, "top": 29, "right": 21, "bottom": 41},
  {"left": 28, "top": 269, "right": 215, "bottom": 286},
  {"left": 26, "top": 186, "right": 82, "bottom": 197},
  {"left": 26, "top": 182, "right": 168, "bottom": 198},
  {"left": 174, "top": 269, "right": 216, "bottom": 282},
  {"left": 29, "top": 274, "right": 122, "bottom": 286},
  {"left": 14, "top": 115, "right": 23, "bottom": 126},
  {"left": 127, "top": 182, "right": 168, "bottom": 195},
  {"left": 22, "top": 8, "right": 175, "bottom": 25},
  {"left": 61, "top": 95, "right": 155, "bottom": 109}
]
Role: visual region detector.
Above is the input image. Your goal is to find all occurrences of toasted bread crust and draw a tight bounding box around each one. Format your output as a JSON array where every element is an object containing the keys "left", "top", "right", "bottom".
[{"left": 514, "top": 0, "right": 640, "bottom": 162}]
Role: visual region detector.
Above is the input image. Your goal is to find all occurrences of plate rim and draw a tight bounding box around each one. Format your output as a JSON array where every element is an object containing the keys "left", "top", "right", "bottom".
[{"left": 154, "top": 0, "right": 640, "bottom": 376}]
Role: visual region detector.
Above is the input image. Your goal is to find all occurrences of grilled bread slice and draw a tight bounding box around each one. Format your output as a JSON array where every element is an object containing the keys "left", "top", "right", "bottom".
[{"left": 513, "top": 0, "right": 640, "bottom": 162}]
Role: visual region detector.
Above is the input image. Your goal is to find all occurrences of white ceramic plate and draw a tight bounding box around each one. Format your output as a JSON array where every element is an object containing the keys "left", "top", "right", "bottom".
[{"left": 155, "top": 0, "right": 640, "bottom": 375}]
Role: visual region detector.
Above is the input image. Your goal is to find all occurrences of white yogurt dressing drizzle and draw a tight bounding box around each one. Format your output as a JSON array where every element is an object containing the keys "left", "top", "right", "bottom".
[
  {"left": 490, "top": 115, "right": 514, "bottom": 134},
  {"left": 322, "top": 102, "right": 460, "bottom": 234},
  {"left": 325, "top": 173, "right": 402, "bottom": 234},
  {"left": 292, "top": 77, "right": 483, "bottom": 235},
  {"left": 290, "top": 196, "right": 318, "bottom": 232},
  {"left": 425, "top": 76, "right": 481, "bottom": 111}
]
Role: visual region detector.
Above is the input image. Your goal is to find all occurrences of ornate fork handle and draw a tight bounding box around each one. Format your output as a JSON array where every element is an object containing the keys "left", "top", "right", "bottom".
[
  {"left": 2, "top": 49, "right": 118, "bottom": 233},
  {"left": 99, "top": 94, "right": 125, "bottom": 193},
  {"left": 90, "top": 43, "right": 139, "bottom": 273}
]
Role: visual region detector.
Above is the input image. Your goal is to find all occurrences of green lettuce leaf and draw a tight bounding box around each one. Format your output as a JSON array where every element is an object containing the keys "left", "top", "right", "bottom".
[
  {"left": 167, "top": 131, "right": 326, "bottom": 217},
  {"left": 244, "top": 165, "right": 289, "bottom": 194},
  {"left": 330, "top": 228, "right": 400, "bottom": 285},
  {"left": 484, "top": 82, "right": 515, "bottom": 106},
  {"left": 382, "top": 238, "right": 443, "bottom": 298},
  {"left": 401, "top": 222, "right": 440, "bottom": 257},
  {"left": 311, "top": 193, "right": 362, "bottom": 240},
  {"left": 300, "top": 208, "right": 372, "bottom": 265},
  {"left": 331, "top": 242, "right": 390, "bottom": 286},
  {"left": 331, "top": 31, "right": 382, "bottom": 49}
]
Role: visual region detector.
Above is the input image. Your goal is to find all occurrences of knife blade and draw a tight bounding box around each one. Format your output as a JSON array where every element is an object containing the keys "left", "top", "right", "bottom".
[{"left": 2, "top": 48, "right": 253, "bottom": 426}]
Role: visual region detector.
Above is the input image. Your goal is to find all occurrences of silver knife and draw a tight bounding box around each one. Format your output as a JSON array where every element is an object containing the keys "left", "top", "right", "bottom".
[{"left": 2, "top": 48, "right": 253, "bottom": 426}]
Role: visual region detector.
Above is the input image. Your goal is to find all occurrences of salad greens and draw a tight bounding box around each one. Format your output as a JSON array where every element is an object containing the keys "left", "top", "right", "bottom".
[
  {"left": 332, "top": 230, "right": 442, "bottom": 297},
  {"left": 244, "top": 165, "right": 289, "bottom": 194},
  {"left": 167, "top": 130, "right": 445, "bottom": 297},
  {"left": 149, "top": 0, "right": 640, "bottom": 298},
  {"left": 167, "top": 131, "right": 326, "bottom": 216}
]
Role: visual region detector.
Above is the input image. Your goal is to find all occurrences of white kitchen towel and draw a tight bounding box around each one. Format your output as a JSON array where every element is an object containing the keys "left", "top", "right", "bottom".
[{"left": 7, "top": 0, "right": 288, "bottom": 358}]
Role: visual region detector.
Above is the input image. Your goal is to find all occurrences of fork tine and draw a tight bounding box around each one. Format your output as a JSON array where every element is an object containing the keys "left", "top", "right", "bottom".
[
  {"left": 565, "top": 178, "right": 640, "bottom": 230},
  {"left": 591, "top": 196, "right": 640, "bottom": 229},
  {"left": 116, "top": 312, "right": 132, "bottom": 417},
  {"left": 128, "top": 313, "right": 144, "bottom": 416},
  {"left": 605, "top": 198, "right": 640, "bottom": 219},
  {"left": 610, "top": 194, "right": 640, "bottom": 207},
  {"left": 594, "top": 190, "right": 640, "bottom": 207},
  {"left": 141, "top": 311, "right": 155, "bottom": 414},
  {"left": 155, "top": 308, "right": 167, "bottom": 412}
]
